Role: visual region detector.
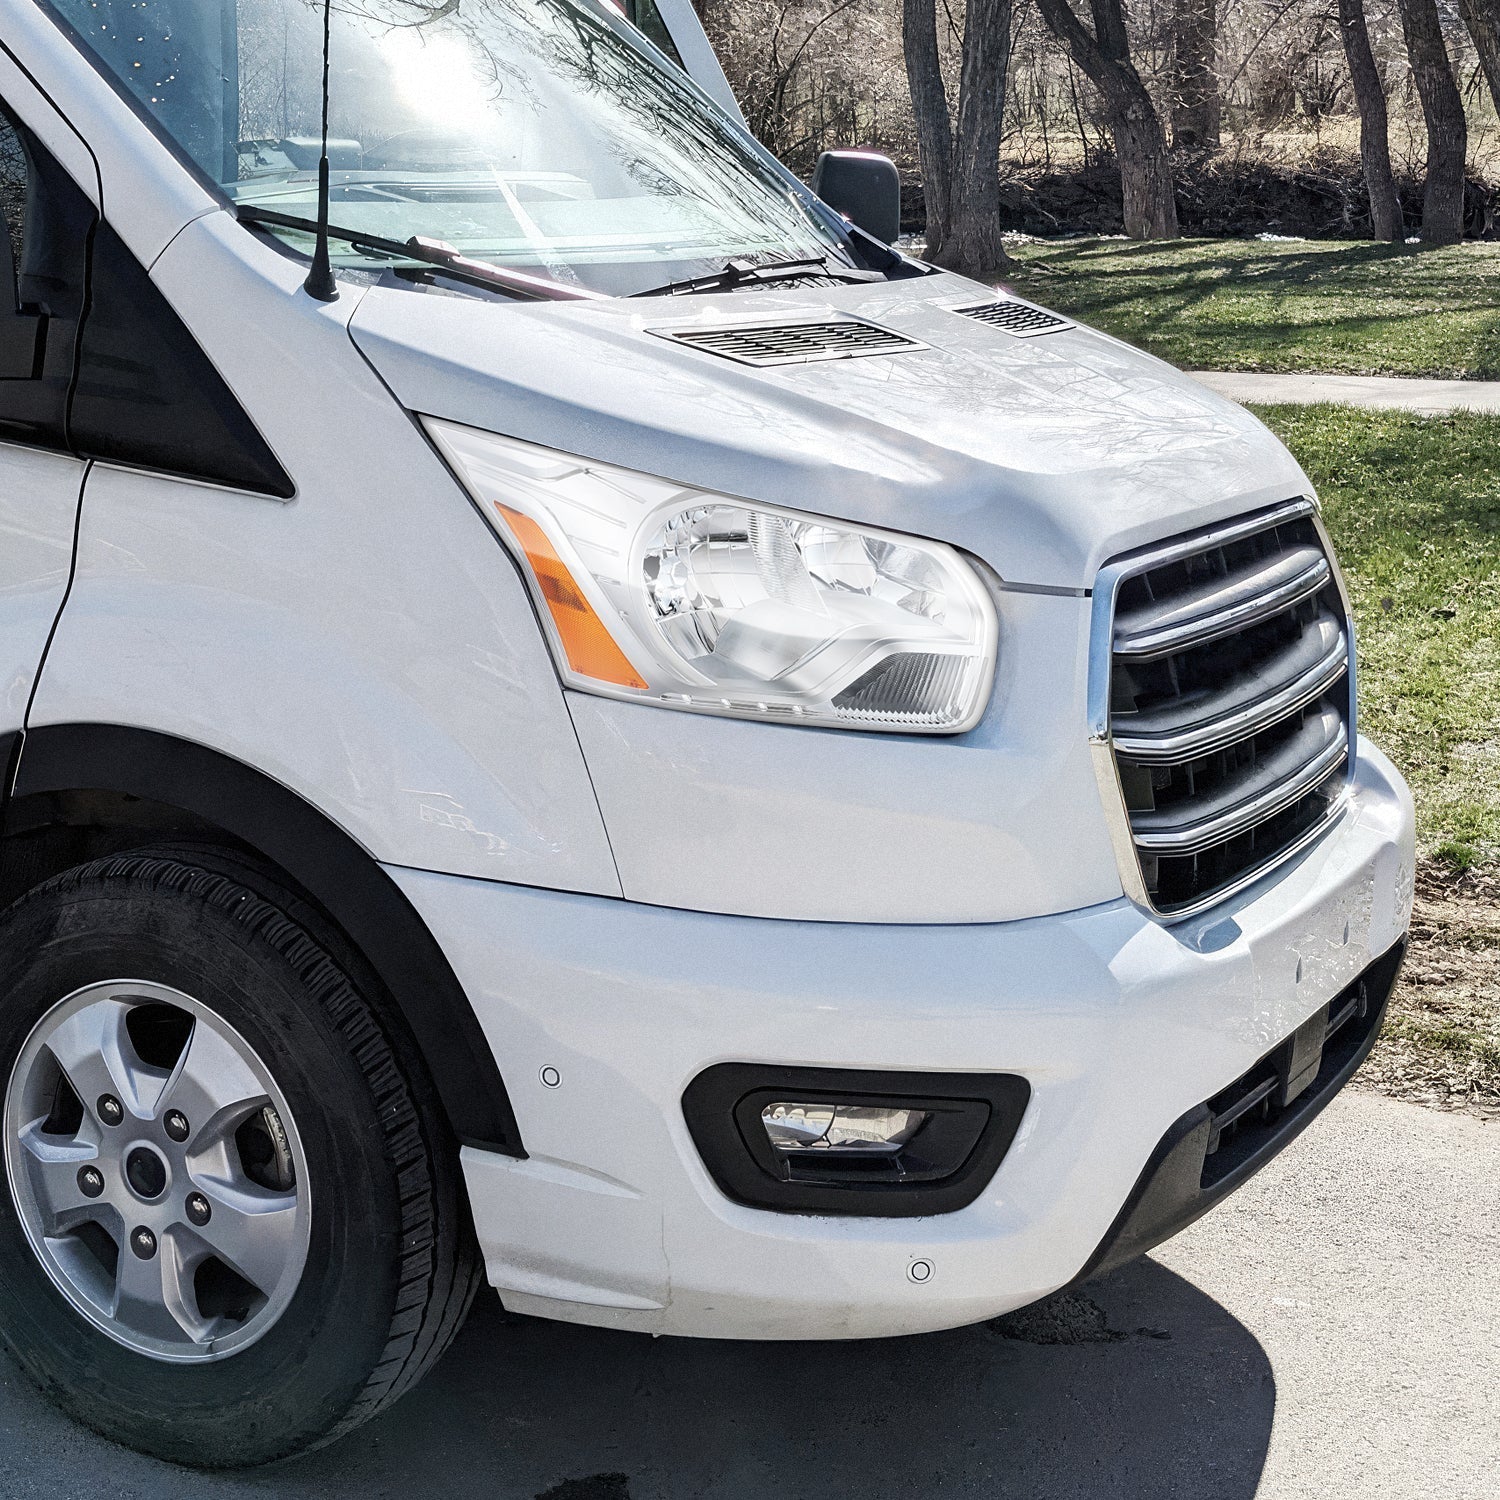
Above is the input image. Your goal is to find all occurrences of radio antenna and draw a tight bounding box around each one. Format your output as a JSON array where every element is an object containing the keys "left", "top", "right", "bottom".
[{"left": 303, "top": 0, "right": 338, "bottom": 301}]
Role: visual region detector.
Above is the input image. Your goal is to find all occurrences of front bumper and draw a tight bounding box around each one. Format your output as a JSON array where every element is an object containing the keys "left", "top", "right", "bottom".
[{"left": 388, "top": 737, "right": 1413, "bottom": 1340}]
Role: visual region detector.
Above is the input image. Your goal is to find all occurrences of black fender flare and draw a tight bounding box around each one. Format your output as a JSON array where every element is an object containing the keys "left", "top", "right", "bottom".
[{"left": 4, "top": 723, "right": 524, "bottom": 1156}]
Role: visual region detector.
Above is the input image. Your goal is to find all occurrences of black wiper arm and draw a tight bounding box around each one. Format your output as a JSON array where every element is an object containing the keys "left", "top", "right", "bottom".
[
  {"left": 630, "top": 255, "right": 881, "bottom": 299},
  {"left": 236, "top": 206, "right": 606, "bottom": 303}
]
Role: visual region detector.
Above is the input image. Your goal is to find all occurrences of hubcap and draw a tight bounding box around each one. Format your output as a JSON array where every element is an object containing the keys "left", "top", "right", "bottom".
[
  {"left": 125, "top": 1146, "right": 168, "bottom": 1201},
  {"left": 3, "top": 982, "right": 312, "bottom": 1363}
]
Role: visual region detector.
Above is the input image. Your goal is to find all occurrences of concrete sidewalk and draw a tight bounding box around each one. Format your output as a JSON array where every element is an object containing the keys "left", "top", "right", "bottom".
[
  {"left": 0, "top": 1090, "right": 1495, "bottom": 1499},
  {"left": 1193, "top": 370, "right": 1500, "bottom": 413}
]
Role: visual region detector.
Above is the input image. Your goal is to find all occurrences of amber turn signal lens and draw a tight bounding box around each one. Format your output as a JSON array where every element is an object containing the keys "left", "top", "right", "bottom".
[{"left": 494, "top": 504, "right": 647, "bottom": 689}]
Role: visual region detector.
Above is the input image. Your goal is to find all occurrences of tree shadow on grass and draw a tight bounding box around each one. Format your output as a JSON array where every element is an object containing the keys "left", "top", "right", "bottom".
[{"left": 1017, "top": 239, "right": 1500, "bottom": 315}]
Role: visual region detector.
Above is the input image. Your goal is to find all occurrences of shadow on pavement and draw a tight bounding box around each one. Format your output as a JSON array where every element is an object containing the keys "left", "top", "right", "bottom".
[{"left": 0, "top": 1258, "right": 1274, "bottom": 1500}]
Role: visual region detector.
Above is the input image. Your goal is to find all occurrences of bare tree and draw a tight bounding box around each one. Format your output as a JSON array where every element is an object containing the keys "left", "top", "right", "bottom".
[
  {"left": 1396, "top": 0, "right": 1468, "bottom": 244},
  {"left": 1337, "top": 0, "right": 1403, "bottom": 241},
  {"left": 902, "top": 0, "right": 953, "bottom": 255},
  {"left": 1035, "top": 0, "right": 1178, "bottom": 237},
  {"left": 1459, "top": 0, "right": 1500, "bottom": 119},
  {"left": 901, "top": 0, "right": 1015, "bottom": 277},
  {"left": 1171, "top": 0, "right": 1221, "bottom": 148}
]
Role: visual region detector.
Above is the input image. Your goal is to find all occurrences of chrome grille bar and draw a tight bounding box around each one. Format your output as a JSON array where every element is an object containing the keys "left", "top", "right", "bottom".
[
  {"left": 1133, "top": 734, "right": 1349, "bottom": 856},
  {"left": 1113, "top": 628, "right": 1348, "bottom": 763},
  {"left": 1112, "top": 547, "right": 1330, "bottom": 659}
]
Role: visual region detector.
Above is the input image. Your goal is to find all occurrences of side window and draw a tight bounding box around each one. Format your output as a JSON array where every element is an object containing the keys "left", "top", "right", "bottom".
[
  {"left": 626, "top": 0, "right": 687, "bottom": 68},
  {"left": 0, "top": 108, "right": 91, "bottom": 451},
  {"left": 0, "top": 101, "right": 289, "bottom": 495},
  {"left": 0, "top": 117, "right": 25, "bottom": 278}
]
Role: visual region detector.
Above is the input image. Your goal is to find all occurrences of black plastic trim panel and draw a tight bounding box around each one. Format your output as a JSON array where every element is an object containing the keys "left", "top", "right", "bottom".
[
  {"left": 1072, "top": 937, "right": 1407, "bottom": 1284},
  {"left": 0, "top": 731, "right": 18, "bottom": 798},
  {"left": 5, "top": 724, "right": 524, "bottom": 1156},
  {"left": 683, "top": 1063, "right": 1031, "bottom": 1217},
  {"left": 71, "top": 221, "right": 295, "bottom": 498}
]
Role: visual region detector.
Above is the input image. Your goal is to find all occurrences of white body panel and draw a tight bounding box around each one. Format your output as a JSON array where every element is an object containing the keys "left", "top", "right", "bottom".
[
  {"left": 645, "top": 0, "right": 749, "bottom": 128},
  {"left": 398, "top": 742, "right": 1413, "bottom": 1338},
  {"left": 30, "top": 214, "right": 621, "bottom": 895},
  {"left": 0, "top": 443, "right": 82, "bottom": 733},
  {"left": 564, "top": 588, "right": 1122, "bottom": 922},
  {"left": 351, "top": 282, "right": 1309, "bottom": 592}
]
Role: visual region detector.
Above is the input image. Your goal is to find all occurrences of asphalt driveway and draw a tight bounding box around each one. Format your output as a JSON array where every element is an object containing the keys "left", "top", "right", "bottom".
[{"left": 1, "top": 1090, "right": 1494, "bottom": 1499}]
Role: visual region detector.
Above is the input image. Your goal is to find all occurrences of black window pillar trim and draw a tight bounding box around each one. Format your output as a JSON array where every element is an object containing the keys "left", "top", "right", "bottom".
[{"left": 3, "top": 723, "right": 525, "bottom": 1157}]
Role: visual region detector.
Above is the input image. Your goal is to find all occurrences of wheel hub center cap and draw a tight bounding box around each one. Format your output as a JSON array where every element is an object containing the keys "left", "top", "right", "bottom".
[{"left": 125, "top": 1145, "right": 168, "bottom": 1201}]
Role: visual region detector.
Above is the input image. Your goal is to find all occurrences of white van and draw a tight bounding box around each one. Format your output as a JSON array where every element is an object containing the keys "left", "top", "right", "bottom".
[{"left": 0, "top": 0, "right": 1413, "bottom": 1468}]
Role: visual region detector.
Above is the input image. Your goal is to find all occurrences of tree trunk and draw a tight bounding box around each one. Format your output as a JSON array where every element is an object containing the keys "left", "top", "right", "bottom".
[
  {"left": 901, "top": 0, "right": 1016, "bottom": 277},
  {"left": 901, "top": 0, "right": 954, "bottom": 261},
  {"left": 940, "top": 0, "right": 1014, "bottom": 277},
  {"left": 1459, "top": 0, "right": 1500, "bottom": 120},
  {"left": 1396, "top": 0, "right": 1468, "bottom": 245},
  {"left": 1170, "top": 0, "right": 1220, "bottom": 148},
  {"left": 1036, "top": 0, "right": 1179, "bottom": 237},
  {"left": 1337, "top": 0, "right": 1404, "bottom": 241}
]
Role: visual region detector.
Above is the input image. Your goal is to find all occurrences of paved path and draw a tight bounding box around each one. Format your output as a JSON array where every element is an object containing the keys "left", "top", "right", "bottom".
[
  {"left": 1192, "top": 370, "right": 1500, "bottom": 413},
  {"left": 0, "top": 1091, "right": 1495, "bottom": 1499}
]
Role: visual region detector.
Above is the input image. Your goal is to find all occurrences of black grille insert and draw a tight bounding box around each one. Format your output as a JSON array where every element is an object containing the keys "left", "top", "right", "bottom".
[{"left": 1202, "top": 960, "right": 1388, "bottom": 1187}]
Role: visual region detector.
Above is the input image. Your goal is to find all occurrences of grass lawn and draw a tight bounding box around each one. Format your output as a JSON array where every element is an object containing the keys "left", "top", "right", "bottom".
[
  {"left": 1255, "top": 405, "right": 1500, "bottom": 1113},
  {"left": 1257, "top": 405, "right": 1500, "bottom": 865},
  {"left": 1008, "top": 238, "right": 1500, "bottom": 380}
]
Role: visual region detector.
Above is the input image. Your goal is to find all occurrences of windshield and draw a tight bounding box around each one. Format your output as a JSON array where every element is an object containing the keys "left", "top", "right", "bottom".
[{"left": 48, "top": 0, "right": 854, "bottom": 296}]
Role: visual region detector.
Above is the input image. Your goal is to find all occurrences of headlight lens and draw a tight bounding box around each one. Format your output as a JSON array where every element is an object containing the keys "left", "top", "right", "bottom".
[{"left": 426, "top": 419, "right": 998, "bottom": 732}]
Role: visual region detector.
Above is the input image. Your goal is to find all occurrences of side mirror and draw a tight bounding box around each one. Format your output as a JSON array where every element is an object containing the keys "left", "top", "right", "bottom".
[{"left": 810, "top": 150, "right": 901, "bottom": 246}]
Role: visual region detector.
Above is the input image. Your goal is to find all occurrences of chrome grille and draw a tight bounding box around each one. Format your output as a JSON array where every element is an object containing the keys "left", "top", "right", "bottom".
[
  {"left": 1089, "top": 501, "right": 1354, "bottom": 917},
  {"left": 952, "top": 300, "right": 1072, "bottom": 337},
  {"left": 655, "top": 319, "right": 919, "bottom": 367}
]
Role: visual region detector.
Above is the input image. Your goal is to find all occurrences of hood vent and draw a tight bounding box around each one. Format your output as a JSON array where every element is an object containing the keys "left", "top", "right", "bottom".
[
  {"left": 954, "top": 299, "right": 1072, "bottom": 337},
  {"left": 655, "top": 318, "right": 921, "bottom": 368}
]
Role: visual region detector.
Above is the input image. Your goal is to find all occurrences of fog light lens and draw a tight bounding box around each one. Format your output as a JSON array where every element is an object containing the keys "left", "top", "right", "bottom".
[{"left": 761, "top": 1102, "right": 930, "bottom": 1154}]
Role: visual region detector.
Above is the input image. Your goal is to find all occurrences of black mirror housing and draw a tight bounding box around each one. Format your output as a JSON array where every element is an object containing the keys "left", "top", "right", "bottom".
[{"left": 810, "top": 150, "right": 901, "bottom": 247}]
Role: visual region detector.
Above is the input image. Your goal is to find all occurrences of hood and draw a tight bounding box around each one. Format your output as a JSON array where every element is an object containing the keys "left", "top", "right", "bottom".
[{"left": 349, "top": 269, "right": 1309, "bottom": 589}]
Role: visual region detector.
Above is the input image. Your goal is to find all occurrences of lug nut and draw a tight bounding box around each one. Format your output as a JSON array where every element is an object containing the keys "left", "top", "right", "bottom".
[
  {"left": 97, "top": 1094, "right": 123, "bottom": 1127},
  {"left": 164, "top": 1110, "right": 190, "bottom": 1143},
  {"left": 130, "top": 1227, "right": 157, "bottom": 1260},
  {"left": 77, "top": 1165, "right": 105, "bottom": 1199},
  {"left": 185, "top": 1193, "right": 212, "bottom": 1227}
]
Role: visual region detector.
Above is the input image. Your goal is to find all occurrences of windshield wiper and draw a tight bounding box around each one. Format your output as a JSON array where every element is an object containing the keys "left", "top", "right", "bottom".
[
  {"left": 236, "top": 206, "right": 606, "bottom": 303},
  {"left": 630, "top": 255, "right": 883, "bottom": 299}
]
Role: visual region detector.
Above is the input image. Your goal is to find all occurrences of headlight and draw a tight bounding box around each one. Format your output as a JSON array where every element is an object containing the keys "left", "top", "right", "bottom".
[{"left": 425, "top": 419, "right": 998, "bottom": 733}]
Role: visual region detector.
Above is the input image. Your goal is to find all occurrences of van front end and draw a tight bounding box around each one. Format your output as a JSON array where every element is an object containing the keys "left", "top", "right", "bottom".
[
  {"left": 385, "top": 507, "right": 1413, "bottom": 1338},
  {"left": 0, "top": 0, "right": 1415, "bottom": 1465}
]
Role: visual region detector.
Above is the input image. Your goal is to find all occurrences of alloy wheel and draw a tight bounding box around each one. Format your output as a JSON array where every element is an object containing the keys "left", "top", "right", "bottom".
[{"left": 3, "top": 981, "right": 311, "bottom": 1362}]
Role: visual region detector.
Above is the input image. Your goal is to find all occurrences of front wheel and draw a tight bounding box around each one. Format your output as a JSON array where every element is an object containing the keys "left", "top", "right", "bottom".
[{"left": 0, "top": 850, "right": 480, "bottom": 1466}]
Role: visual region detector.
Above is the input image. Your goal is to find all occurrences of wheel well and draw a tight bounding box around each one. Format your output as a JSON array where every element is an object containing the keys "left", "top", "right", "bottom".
[{"left": 1, "top": 725, "right": 525, "bottom": 1157}]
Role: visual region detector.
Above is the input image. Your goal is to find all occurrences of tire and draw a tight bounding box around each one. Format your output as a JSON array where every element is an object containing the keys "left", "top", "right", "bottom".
[{"left": 0, "top": 847, "right": 482, "bottom": 1467}]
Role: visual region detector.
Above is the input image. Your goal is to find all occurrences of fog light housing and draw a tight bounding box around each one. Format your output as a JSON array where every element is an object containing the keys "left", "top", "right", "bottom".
[{"left": 682, "top": 1065, "right": 1031, "bottom": 1217}]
